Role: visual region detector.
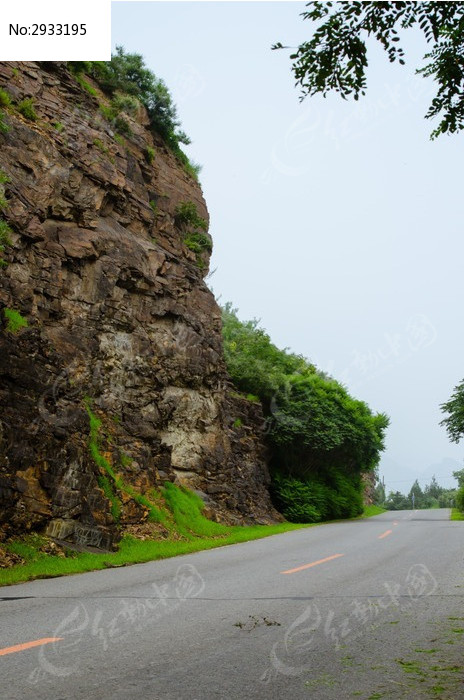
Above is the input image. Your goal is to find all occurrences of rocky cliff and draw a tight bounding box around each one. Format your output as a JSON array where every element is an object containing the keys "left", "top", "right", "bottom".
[{"left": 0, "top": 61, "right": 278, "bottom": 550}]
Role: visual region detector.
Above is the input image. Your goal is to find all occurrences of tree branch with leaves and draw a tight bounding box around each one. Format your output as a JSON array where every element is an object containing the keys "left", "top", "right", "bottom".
[{"left": 273, "top": 1, "right": 464, "bottom": 139}]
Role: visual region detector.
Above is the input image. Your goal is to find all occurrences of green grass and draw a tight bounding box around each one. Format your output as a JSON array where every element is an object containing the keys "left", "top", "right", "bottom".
[
  {"left": 450, "top": 508, "right": 464, "bottom": 520},
  {"left": 145, "top": 146, "right": 155, "bottom": 164},
  {"left": 0, "top": 171, "right": 9, "bottom": 210},
  {"left": 360, "top": 505, "right": 387, "bottom": 518},
  {"left": 85, "top": 402, "right": 171, "bottom": 527},
  {"left": 0, "top": 489, "right": 390, "bottom": 587},
  {"left": 0, "top": 405, "right": 392, "bottom": 587},
  {"left": 52, "top": 121, "right": 64, "bottom": 132},
  {"left": 93, "top": 138, "right": 109, "bottom": 154},
  {"left": 75, "top": 74, "right": 98, "bottom": 97},
  {"left": 0, "top": 89, "right": 12, "bottom": 107},
  {"left": 162, "top": 482, "right": 229, "bottom": 538},
  {"left": 0, "top": 110, "right": 10, "bottom": 134},
  {"left": 0, "top": 520, "right": 313, "bottom": 587},
  {"left": 3, "top": 308, "right": 28, "bottom": 334}
]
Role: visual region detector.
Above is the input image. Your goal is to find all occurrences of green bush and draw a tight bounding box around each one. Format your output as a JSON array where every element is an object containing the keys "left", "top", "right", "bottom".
[
  {"left": 145, "top": 146, "right": 155, "bottom": 164},
  {"left": 272, "top": 476, "right": 324, "bottom": 522},
  {"left": 111, "top": 93, "right": 139, "bottom": 114},
  {"left": 222, "top": 303, "right": 314, "bottom": 403},
  {"left": 174, "top": 201, "right": 207, "bottom": 231},
  {"left": 113, "top": 115, "right": 132, "bottom": 136},
  {"left": 183, "top": 231, "right": 212, "bottom": 255},
  {"left": 222, "top": 305, "right": 388, "bottom": 522},
  {"left": 17, "top": 98, "right": 38, "bottom": 121},
  {"left": 0, "top": 170, "right": 9, "bottom": 211},
  {"left": 272, "top": 472, "right": 363, "bottom": 523},
  {"left": 0, "top": 89, "right": 11, "bottom": 107},
  {"left": 0, "top": 219, "right": 11, "bottom": 266},
  {"left": 88, "top": 48, "right": 187, "bottom": 146},
  {"left": 456, "top": 486, "right": 464, "bottom": 512},
  {"left": 0, "top": 219, "right": 12, "bottom": 243},
  {"left": 69, "top": 49, "right": 201, "bottom": 180},
  {"left": 98, "top": 96, "right": 133, "bottom": 136}
]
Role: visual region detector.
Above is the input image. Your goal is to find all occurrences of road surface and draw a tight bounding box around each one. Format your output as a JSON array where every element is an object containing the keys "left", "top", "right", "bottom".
[{"left": 0, "top": 509, "right": 463, "bottom": 699}]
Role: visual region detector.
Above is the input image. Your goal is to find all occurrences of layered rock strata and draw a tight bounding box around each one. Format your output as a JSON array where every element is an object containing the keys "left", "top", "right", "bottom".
[{"left": 0, "top": 61, "right": 278, "bottom": 549}]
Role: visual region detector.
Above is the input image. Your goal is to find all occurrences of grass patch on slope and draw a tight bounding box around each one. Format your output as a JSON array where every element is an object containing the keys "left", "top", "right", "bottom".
[
  {"left": 0, "top": 519, "right": 308, "bottom": 587},
  {"left": 0, "top": 496, "right": 386, "bottom": 587},
  {"left": 360, "top": 505, "right": 387, "bottom": 518}
]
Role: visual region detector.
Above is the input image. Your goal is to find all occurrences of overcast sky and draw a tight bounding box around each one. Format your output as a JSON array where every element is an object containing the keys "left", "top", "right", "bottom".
[{"left": 112, "top": 2, "right": 464, "bottom": 494}]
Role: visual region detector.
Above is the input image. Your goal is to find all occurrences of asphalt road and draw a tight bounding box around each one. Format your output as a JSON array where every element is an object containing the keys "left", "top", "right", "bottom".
[{"left": 0, "top": 509, "right": 463, "bottom": 699}]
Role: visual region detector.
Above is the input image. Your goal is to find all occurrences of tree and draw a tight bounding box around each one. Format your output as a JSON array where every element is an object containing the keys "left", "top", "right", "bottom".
[
  {"left": 373, "top": 478, "right": 385, "bottom": 506},
  {"left": 384, "top": 490, "right": 410, "bottom": 511},
  {"left": 71, "top": 48, "right": 191, "bottom": 151},
  {"left": 222, "top": 304, "right": 389, "bottom": 522},
  {"left": 424, "top": 474, "right": 442, "bottom": 500},
  {"left": 408, "top": 479, "right": 424, "bottom": 507},
  {"left": 273, "top": 2, "right": 464, "bottom": 139},
  {"left": 440, "top": 378, "right": 464, "bottom": 442},
  {"left": 452, "top": 467, "right": 464, "bottom": 512}
]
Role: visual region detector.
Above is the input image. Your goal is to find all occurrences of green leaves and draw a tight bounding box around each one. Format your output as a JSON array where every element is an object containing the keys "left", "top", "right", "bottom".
[
  {"left": 69, "top": 48, "right": 201, "bottom": 177},
  {"left": 222, "top": 304, "right": 389, "bottom": 495},
  {"left": 276, "top": 1, "right": 464, "bottom": 139},
  {"left": 440, "top": 377, "right": 464, "bottom": 443}
]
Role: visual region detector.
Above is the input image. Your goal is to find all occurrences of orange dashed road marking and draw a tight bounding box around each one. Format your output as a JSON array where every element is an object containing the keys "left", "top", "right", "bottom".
[
  {"left": 0, "top": 637, "right": 63, "bottom": 657},
  {"left": 281, "top": 553, "right": 345, "bottom": 575},
  {"left": 378, "top": 529, "right": 393, "bottom": 539}
]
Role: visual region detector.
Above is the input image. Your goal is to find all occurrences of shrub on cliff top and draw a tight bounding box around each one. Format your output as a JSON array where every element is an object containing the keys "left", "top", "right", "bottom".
[
  {"left": 69, "top": 47, "right": 200, "bottom": 179},
  {"left": 77, "top": 48, "right": 189, "bottom": 149}
]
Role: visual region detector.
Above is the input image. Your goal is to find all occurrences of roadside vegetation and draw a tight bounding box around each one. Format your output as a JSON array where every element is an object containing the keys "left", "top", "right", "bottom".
[
  {"left": 373, "top": 472, "right": 464, "bottom": 512},
  {"left": 0, "top": 500, "right": 382, "bottom": 587},
  {"left": 222, "top": 304, "right": 389, "bottom": 523},
  {"left": 450, "top": 508, "right": 464, "bottom": 521},
  {"left": 360, "top": 504, "right": 386, "bottom": 518}
]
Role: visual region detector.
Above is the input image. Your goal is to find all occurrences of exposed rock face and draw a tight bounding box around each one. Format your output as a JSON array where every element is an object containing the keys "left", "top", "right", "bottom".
[{"left": 0, "top": 61, "right": 279, "bottom": 548}]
